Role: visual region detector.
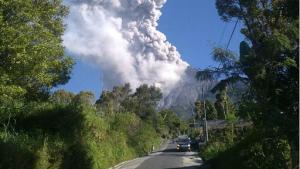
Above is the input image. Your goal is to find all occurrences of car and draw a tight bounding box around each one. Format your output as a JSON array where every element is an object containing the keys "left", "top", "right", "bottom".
[{"left": 176, "top": 138, "right": 191, "bottom": 151}]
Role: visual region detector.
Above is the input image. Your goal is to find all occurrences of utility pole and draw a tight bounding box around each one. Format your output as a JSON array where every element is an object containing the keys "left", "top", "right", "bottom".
[
  {"left": 204, "top": 99, "right": 209, "bottom": 142},
  {"left": 192, "top": 104, "right": 196, "bottom": 127},
  {"left": 202, "top": 88, "right": 209, "bottom": 142}
]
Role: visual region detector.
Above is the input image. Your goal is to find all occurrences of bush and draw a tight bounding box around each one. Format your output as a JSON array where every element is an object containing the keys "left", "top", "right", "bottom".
[
  {"left": 132, "top": 122, "right": 161, "bottom": 155},
  {"left": 0, "top": 130, "right": 65, "bottom": 169},
  {"left": 0, "top": 132, "right": 36, "bottom": 169},
  {"left": 201, "top": 141, "right": 227, "bottom": 160},
  {"left": 209, "top": 129, "right": 293, "bottom": 169},
  {"left": 0, "top": 102, "right": 163, "bottom": 169}
]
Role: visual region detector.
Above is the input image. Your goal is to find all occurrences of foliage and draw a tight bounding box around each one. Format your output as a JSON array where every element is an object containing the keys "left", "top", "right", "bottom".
[
  {"left": 72, "top": 91, "right": 95, "bottom": 107},
  {"left": 0, "top": 79, "right": 183, "bottom": 169},
  {"left": 96, "top": 84, "right": 162, "bottom": 120},
  {"left": 130, "top": 84, "right": 163, "bottom": 119},
  {"left": 96, "top": 84, "right": 165, "bottom": 136},
  {"left": 0, "top": 130, "right": 65, "bottom": 169},
  {"left": 0, "top": 0, "right": 74, "bottom": 102},
  {"left": 158, "top": 109, "right": 187, "bottom": 137},
  {"left": 201, "top": 141, "right": 227, "bottom": 161},
  {"left": 0, "top": 99, "right": 165, "bottom": 169},
  {"left": 50, "top": 90, "right": 75, "bottom": 105},
  {"left": 194, "top": 100, "right": 218, "bottom": 120},
  {"left": 0, "top": 3, "right": 74, "bottom": 163},
  {"left": 96, "top": 83, "right": 131, "bottom": 114},
  {"left": 201, "top": 0, "right": 299, "bottom": 168},
  {"left": 209, "top": 129, "right": 293, "bottom": 169},
  {"left": 214, "top": 88, "right": 236, "bottom": 119},
  {"left": 0, "top": 1, "right": 176, "bottom": 169}
]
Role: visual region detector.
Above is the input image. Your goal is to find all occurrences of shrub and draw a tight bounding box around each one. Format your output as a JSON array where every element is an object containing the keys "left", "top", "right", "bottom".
[
  {"left": 209, "top": 129, "right": 293, "bottom": 169},
  {"left": 0, "top": 102, "right": 164, "bottom": 169},
  {"left": 201, "top": 141, "right": 227, "bottom": 160}
]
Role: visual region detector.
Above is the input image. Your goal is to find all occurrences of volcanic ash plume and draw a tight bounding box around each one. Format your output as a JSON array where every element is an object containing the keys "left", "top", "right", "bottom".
[{"left": 63, "top": 0, "right": 189, "bottom": 94}]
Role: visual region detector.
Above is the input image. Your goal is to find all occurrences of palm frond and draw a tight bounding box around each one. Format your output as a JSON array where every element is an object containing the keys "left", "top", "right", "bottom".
[
  {"left": 212, "top": 47, "right": 237, "bottom": 63},
  {"left": 211, "top": 75, "right": 248, "bottom": 93}
]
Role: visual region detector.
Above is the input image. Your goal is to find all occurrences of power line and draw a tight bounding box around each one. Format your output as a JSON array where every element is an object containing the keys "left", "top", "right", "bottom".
[{"left": 226, "top": 19, "right": 239, "bottom": 49}]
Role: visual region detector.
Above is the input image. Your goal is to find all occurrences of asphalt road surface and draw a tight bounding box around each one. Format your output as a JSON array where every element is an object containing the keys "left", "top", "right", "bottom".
[{"left": 112, "top": 141, "right": 203, "bottom": 169}]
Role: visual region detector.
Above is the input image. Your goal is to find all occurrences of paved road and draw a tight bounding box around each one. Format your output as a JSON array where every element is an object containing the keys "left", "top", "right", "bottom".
[{"left": 112, "top": 141, "right": 203, "bottom": 169}]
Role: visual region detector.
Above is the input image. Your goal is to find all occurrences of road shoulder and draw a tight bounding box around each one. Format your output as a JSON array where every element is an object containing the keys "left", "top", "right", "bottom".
[{"left": 109, "top": 140, "right": 169, "bottom": 169}]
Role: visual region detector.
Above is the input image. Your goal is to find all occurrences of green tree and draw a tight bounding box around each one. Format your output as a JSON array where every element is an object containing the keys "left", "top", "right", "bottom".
[
  {"left": 72, "top": 91, "right": 95, "bottom": 107},
  {"left": 217, "top": 0, "right": 298, "bottom": 167},
  {"left": 214, "top": 87, "right": 235, "bottom": 119},
  {"left": 131, "top": 84, "right": 162, "bottom": 120},
  {"left": 194, "top": 100, "right": 218, "bottom": 120},
  {"left": 194, "top": 100, "right": 202, "bottom": 120},
  {"left": 205, "top": 100, "right": 218, "bottom": 120},
  {"left": 158, "top": 109, "right": 182, "bottom": 137},
  {"left": 50, "top": 89, "right": 75, "bottom": 105},
  {"left": 0, "top": 0, "right": 73, "bottom": 102},
  {"left": 96, "top": 83, "right": 131, "bottom": 114},
  {"left": 95, "top": 84, "right": 162, "bottom": 119},
  {"left": 198, "top": 0, "right": 298, "bottom": 168}
]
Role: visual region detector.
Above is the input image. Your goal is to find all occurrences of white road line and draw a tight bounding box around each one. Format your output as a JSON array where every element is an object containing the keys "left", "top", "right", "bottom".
[{"left": 110, "top": 140, "right": 169, "bottom": 169}]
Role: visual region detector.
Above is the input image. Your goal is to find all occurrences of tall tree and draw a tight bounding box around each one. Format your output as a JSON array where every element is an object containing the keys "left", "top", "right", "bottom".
[
  {"left": 72, "top": 91, "right": 95, "bottom": 107},
  {"left": 205, "top": 100, "right": 218, "bottom": 120},
  {"left": 195, "top": 99, "right": 218, "bottom": 120},
  {"left": 50, "top": 89, "right": 75, "bottom": 105},
  {"left": 158, "top": 109, "right": 182, "bottom": 136},
  {"left": 201, "top": 0, "right": 299, "bottom": 168},
  {"left": 132, "top": 84, "right": 163, "bottom": 119},
  {"left": 214, "top": 87, "right": 235, "bottom": 120},
  {"left": 0, "top": 0, "right": 73, "bottom": 102},
  {"left": 96, "top": 83, "right": 131, "bottom": 113}
]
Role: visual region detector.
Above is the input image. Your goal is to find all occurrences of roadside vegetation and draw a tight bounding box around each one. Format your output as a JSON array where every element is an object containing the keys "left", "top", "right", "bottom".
[
  {"left": 196, "top": 0, "right": 299, "bottom": 169},
  {"left": 0, "top": 1, "right": 186, "bottom": 169},
  {"left": 0, "top": 0, "right": 298, "bottom": 169},
  {"left": 0, "top": 87, "right": 185, "bottom": 169}
]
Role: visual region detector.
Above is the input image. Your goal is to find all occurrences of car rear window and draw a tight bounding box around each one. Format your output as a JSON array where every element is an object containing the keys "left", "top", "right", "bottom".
[{"left": 178, "top": 138, "right": 190, "bottom": 143}]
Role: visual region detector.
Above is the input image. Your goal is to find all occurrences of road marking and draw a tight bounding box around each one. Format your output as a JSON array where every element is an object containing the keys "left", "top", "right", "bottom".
[
  {"left": 110, "top": 140, "right": 168, "bottom": 169},
  {"left": 110, "top": 141, "right": 203, "bottom": 169},
  {"left": 110, "top": 156, "right": 151, "bottom": 169}
]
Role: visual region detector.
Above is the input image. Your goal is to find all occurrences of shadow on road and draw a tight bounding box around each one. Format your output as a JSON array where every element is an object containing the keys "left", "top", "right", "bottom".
[
  {"left": 154, "top": 148, "right": 194, "bottom": 157},
  {"left": 164, "top": 166, "right": 198, "bottom": 169},
  {"left": 160, "top": 148, "right": 178, "bottom": 153},
  {"left": 160, "top": 148, "right": 198, "bottom": 153},
  {"left": 164, "top": 165, "right": 210, "bottom": 169}
]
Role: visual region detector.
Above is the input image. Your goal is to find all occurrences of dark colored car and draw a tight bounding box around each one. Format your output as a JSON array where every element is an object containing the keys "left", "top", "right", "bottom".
[{"left": 176, "top": 138, "right": 191, "bottom": 151}]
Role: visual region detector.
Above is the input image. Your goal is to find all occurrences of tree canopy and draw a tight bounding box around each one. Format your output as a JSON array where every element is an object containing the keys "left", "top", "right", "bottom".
[
  {"left": 199, "top": 0, "right": 299, "bottom": 168},
  {"left": 0, "top": 0, "right": 74, "bottom": 102}
]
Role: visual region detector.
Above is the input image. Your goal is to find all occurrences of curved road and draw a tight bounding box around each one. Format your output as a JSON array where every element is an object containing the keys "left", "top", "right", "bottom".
[{"left": 112, "top": 141, "right": 203, "bottom": 169}]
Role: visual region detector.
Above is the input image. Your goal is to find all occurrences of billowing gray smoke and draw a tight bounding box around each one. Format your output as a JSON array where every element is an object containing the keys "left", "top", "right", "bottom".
[
  {"left": 63, "top": 0, "right": 189, "bottom": 95},
  {"left": 63, "top": 0, "right": 213, "bottom": 118}
]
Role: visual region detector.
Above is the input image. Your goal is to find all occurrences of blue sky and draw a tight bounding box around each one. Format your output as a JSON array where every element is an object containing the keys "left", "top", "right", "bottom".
[{"left": 57, "top": 0, "right": 244, "bottom": 98}]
